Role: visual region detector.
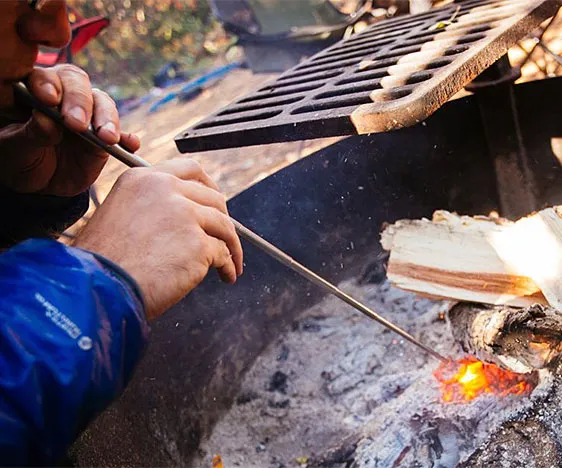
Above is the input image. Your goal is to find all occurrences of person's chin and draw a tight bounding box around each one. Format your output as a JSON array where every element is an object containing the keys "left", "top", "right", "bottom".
[
  {"left": 0, "top": 82, "right": 15, "bottom": 109},
  {"left": 0, "top": 67, "right": 34, "bottom": 108}
]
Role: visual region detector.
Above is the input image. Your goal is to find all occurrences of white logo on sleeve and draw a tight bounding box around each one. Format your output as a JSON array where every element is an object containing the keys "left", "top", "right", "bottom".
[
  {"left": 35, "top": 293, "right": 93, "bottom": 351},
  {"left": 78, "top": 336, "right": 93, "bottom": 350}
]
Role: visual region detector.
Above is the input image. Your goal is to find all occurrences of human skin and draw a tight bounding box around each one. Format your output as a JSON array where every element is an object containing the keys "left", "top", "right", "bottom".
[{"left": 0, "top": 0, "right": 243, "bottom": 320}]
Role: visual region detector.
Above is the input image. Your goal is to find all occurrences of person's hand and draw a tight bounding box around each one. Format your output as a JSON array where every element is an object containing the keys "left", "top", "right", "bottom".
[
  {"left": 0, "top": 65, "right": 140, "bottom": 196},
  {"left": 74, "top": 159, "right": 244, "bottom": 321}
]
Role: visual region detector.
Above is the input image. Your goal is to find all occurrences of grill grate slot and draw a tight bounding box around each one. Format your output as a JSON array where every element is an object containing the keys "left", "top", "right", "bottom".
[
  {"left": 193, "top": 110, "right": 283, "bottom": 130},
  {"left": 319, "top": 38, "right": 396, "bottom": 61},
  {"left": 336, "top": 68, "right": 391, "bottom": 85},
  {"left": 314, "top": 82, "right": 384, "bottom": 99},
  {"left": 331, "top": 27, "right": 410, "bottom": 50},
  {"left": 238, "top": 83, "right": 324, "bottom": 103},
  {"left": 352, "top": 57, "right": 402, "bottom": 74},
  {"left": 291, "top": 87, "right": 415, "bottom": 115},
  {"left": 302, "top": 41, "right": 395, "bottom": 68},
  {"left": 176, "top": 0, "right": 559, "bottom": 153},
  {"left": 217, "top": 96, "right": 304, "bottom": 116},
  {"left": 290, "top": 97, "right": 373, "bottom": 115},
  {"left": 404, "top": 71, "right": 435, "bottom": 85},
  {"left": 260, "top": 71, "right": 343, "bottom": 90},
  {"left": 286, "top": 59, "right": 361, "bottom": 76}
]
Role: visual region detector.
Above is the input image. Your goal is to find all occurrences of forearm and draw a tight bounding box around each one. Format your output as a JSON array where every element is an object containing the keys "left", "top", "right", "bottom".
[
  {"left": 0, "top": 186, "right": 89, "bottom": 249},
  {"left": 0, "top": 239, "right": 149, "bottom": 465}
]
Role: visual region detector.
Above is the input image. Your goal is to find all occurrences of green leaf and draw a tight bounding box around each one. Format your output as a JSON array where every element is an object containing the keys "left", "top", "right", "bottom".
[{"left": 428, "top": 20, "right": 451, "bottom": 31}]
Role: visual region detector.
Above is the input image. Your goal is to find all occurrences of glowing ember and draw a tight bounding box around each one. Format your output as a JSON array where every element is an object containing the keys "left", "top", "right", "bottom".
[
  {"left": 434, "top": 356, "right": 536, "bottom": 403},
  {"left": 212, "top": 455, "right": 224, "bottom": 468}
]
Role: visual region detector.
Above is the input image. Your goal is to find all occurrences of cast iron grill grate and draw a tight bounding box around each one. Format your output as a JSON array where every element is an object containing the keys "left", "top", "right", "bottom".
[{"left": 175, "top": 0, "right": 560, "bottom": 153}]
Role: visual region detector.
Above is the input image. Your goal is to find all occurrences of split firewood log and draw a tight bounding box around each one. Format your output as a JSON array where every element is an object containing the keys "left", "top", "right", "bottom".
[
  {"left": 380, "top": 208, "right": 562, "bottom": 309},
  {"left": 382, "top": 208, "right": 562, "bottom": 372},
  {"left": 448, "top": 302, "right": 562, "bottom": 373}
]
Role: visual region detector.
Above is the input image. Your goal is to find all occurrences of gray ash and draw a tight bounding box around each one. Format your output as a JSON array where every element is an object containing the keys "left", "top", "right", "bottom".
[{"left": 194, "top": 281, "right": 556, "bottom": 467}]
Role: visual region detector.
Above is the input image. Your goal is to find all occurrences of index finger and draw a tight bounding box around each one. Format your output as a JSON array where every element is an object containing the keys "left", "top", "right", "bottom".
[
  {"left": 55, "top": 64, "right": 94, "bottom": 133},
  {"left": 26, "top": 67, "right": 62, "bottom": 107},
  {"left": 198, "top": 208, "right": 244, "bottom": 277}
]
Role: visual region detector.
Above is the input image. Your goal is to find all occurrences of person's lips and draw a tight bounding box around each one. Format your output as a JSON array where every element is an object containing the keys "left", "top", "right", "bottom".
[
  {"left": 1, "top": 67, "right": 34, "bottom": 85},
  {"left": 1, "top": 48, "right": 38, "bottom": 84}
]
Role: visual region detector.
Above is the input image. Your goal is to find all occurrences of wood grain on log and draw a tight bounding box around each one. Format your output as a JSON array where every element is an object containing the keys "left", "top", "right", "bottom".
[
  {"left": 381, "top": 211, "right": 547, "bottom": 307},
  {"left": 448, "top": 303, "right": 562, "bottom": 373}
]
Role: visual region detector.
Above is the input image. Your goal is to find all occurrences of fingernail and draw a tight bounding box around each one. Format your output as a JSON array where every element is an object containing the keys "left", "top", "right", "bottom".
[
  {"left": 101, "top": 122, "right": 117, "bottom": 137},
  {"left": 68, "top": 106, "right": 87, "bottom": 124},
  {"left": 41, "top": 83, "right": 57, "bottom": 99}
]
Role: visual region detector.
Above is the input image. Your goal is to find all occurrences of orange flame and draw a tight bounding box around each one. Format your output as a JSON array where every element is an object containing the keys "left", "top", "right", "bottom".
[{"left": 434, "top": 356, "right": 536, "bottom": 403}]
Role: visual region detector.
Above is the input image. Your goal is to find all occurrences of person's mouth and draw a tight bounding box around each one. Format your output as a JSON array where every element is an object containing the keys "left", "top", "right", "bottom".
[
  {"left": 0, "top": 71, "right": 33, "bottom": 109},
  {"left": 2, "top": 49, "right": 38, "bottom": 84},
  {"left": 2, "top": 69, "right": 33, "bottom": 86}
]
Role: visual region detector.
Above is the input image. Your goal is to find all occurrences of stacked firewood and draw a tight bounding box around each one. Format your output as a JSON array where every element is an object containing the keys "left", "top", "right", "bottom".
[{"left": 381, "top": 208, "right": 562, "bottom": 373}]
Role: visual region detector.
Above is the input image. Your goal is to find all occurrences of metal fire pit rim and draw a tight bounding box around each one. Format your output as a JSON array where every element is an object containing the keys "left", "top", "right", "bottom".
[{"left": 70, "top": 76, "right": 562, "bottom": 467}]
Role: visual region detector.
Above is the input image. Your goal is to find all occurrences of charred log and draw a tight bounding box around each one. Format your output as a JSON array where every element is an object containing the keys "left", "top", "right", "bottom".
[
  {"left": 460, "top": 420, "right": 561, "bottom": 468},
  {"left": 307, "top": 435, "right": 358, "bottom": 467},
  {"left": 448, "top": 303, "right": 562, "bottom": 373},
  {"left": 312, "top": 381, "right": 562, "bottom": 468},
  {"left": 462, "top": 363, "right": 562, "bottom": 467}
]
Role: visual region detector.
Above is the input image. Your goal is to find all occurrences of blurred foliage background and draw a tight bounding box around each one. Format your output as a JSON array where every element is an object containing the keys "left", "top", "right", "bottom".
[{"left": 67, "top": 0, "right": 233, "bottom": 97}]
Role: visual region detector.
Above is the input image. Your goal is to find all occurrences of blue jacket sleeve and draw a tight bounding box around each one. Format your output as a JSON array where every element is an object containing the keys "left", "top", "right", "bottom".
[{"left": 0, "top": 239, "right": 149, "bottom": 465}]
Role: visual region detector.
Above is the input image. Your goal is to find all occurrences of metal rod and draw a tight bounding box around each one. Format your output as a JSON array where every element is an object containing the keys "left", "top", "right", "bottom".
[
  {"left": 233, "top": 220, "right": 448, "bottom": 362},
  {"left": 13, "top": 82, "right": 150, "bottom": 168},
  {"left": 12, "top": 81, "right": 448, "bottom": 363}
]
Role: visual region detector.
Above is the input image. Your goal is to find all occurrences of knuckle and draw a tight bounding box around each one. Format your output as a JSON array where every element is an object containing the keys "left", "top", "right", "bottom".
[
  {"left": 29, "top": 67, "right": 51, "bottom": 82},
  {"left": 68, "top": 86, "right": 94, "bottom": 103},
  {"left": 219, "top": 213, "right": 236, "bottom": 238},
  {"left": 219, "top": 197, "right": 229, "bottom": 213},
  {"left": 186, "top": 158, "right": 203, "bottom": 173},
  {"left": 171, "top": 194, "right": 194, "bottom": 218},
  {"left": 116, "top": 167, "right": 150, "bottom": 187},
  {"left": 29, "top": 66, "right": 45, "bottom": 77},
  {"left": 206, "top": 187, "right": 225, "bottom": 207},
  {"left": 217, "top": 244, "right": 231, "bottom": 265},
  {"left": 220, "top": 241, "right": 231, "bottom": 258},
  {"left": 186, "top": 158, "right": 201, "bottom": 168},
  {"left": 57, "top": 64, "right": 90, "bottom": 79},
  {"left": 93, "top": 88, "right": 115, "bottom": 106},
  {"left": 136, "top": 172, "right": 178, "bottom": 197},
  {"left": 183, "top": 180, "right": 199, "bottom": 191},
  {"left": 150, "top": 171, "right": 176, "bottom": 188},
  {"left": 194, "top": 230, "right": 210, "bottom": 257}
]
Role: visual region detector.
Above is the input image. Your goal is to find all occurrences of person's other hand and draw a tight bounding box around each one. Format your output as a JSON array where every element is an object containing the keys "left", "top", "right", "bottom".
[
  {"left": 0, "top": 65, "right": 140, "bottom": 196},
  {"left": 74, "top": 159, "right": 244, "bottom": 321}
]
